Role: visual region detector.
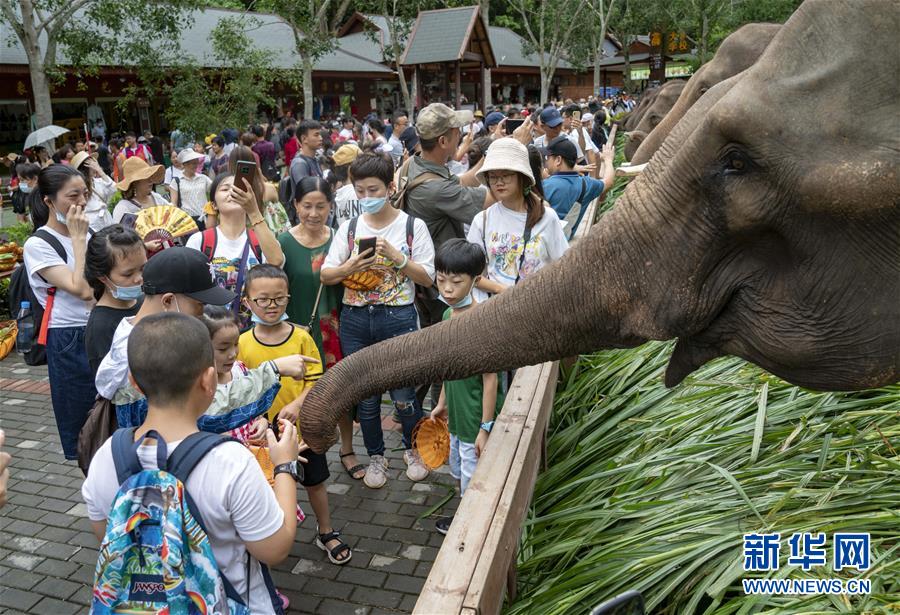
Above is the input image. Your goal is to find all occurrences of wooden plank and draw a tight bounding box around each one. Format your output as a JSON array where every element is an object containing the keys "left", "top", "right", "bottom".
[
  {"left": 413, "top": 363, "right": 547, "bottom": 614},
  {"left": 463, "top": 361, "right": 559, "bottom": 614}
]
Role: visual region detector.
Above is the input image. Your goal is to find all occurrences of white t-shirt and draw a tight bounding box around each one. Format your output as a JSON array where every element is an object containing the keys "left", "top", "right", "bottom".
[
  {"left": 164, "top": 166, "right": 184, "bottom": 185},
  {"left": 339, "top": 128, "right": 354, "bottom": 141},
  {"left": 22, "top": 226, "right": 94, "bottom": 327},
  {"left": 534, "top": 129, "right": 597, "bottom": 160},
  {"left": 333, "top": 183, "right": 360, "bottom": 228},
  {"left": 82, "top": 436, "right": 283, "bottom": 615},
  {"left": 85, "top": 175, "right": 117, "bottom": 232},
  {"left": 323, "top": 211, "right": 434, "bottom": 307},
  {"left": 171, "top": 173, "right": 212, "bottom": 218},
  {"left": 466, "top": 202, "right": 569, "bottom": 302},
  {"left": 95, "top": 316, "right": 134, "bottom": 399},
  {"left": 112, "top": 192, "right": 169, "bottom": 224}
]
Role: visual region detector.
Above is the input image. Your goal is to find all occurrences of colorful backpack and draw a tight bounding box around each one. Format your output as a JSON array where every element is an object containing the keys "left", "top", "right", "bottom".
[{"left": 91, "top": 428, "right": 283, "bottom": 614}]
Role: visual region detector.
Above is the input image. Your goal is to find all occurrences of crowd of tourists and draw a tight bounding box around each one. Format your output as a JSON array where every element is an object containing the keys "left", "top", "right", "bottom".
[{"left": 1, "top": 92, "right": 624, "bottom": 612}]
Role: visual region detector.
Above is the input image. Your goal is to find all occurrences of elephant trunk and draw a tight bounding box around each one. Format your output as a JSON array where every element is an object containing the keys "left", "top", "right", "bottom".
[
  {"left": 300, "top": 189, "right": 670, "bottom": 454},
  {"left": 623, "top": 130, "right": 647, "bottom": 161}
]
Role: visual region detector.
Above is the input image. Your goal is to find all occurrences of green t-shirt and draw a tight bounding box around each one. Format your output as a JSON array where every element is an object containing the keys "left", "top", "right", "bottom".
[{"left": 442, "top": 307, "right": 505, "bottom": 443}]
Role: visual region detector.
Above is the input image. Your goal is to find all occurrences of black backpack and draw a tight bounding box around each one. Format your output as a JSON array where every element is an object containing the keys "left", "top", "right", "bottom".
[{"left": 6, "top": 229, "right": 67, "bottom": 366}]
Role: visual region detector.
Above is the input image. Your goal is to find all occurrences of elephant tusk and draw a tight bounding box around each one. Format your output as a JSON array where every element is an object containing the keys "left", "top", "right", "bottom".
[{"left": 616, "top": 162, "right": 647, "bottom": 176}]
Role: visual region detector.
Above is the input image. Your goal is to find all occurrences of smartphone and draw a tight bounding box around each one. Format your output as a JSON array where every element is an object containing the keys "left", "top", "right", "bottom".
[
  {"left": 235, "top": 160, "right": 257, "bottom": 191},
  {"left": 358, "top": 236, "right": 377, "bottom": 257},
  {"left": 505, "top": 119, "right": 525, "bottom": 134},
  {"left": 573, "top": 110, "right": 582, "bottom": 121}
]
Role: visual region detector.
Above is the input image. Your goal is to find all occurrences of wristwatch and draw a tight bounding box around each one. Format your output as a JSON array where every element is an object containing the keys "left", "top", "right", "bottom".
[
  {"left": 273, "top": 461, "right": 303, "bottom": 483},
  {"left": 480, "top": 421, "right": 495, "bottom": 433}
]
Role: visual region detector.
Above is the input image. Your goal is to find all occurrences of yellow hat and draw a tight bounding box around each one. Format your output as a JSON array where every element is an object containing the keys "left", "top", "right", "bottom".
[
  {"left": 333, "top": 143, "right": 362, "bottom": 167},
  {"left": 117, "top": 156, "right": 165, "bottom": 191}
]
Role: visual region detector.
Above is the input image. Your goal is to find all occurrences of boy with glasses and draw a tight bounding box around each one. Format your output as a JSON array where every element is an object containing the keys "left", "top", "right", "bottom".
[{"left": 238, "top": 263, "right": 353, "bottom": 566}]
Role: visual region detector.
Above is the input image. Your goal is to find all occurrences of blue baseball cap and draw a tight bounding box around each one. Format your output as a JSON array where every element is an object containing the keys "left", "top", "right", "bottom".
[
  {"left": 484, "top": 111, "right": 505, "bottom": 128},
  {"left": 539, "top": 107, "right": 563, "bottom": 128}
]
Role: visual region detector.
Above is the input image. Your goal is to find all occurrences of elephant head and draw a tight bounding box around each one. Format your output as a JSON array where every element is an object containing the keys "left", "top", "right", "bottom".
[
  {"left": 622, "top": 86, "right": 659, "bottom": 131},
  {"left": 623, "top": 80, "right": 686, "bottom": 161},
  {"left": 630, "top": 23, "right": 782, "bottom": 166},
  {"left": 300, "top": 0, "right": 900, "bottom": 454}
]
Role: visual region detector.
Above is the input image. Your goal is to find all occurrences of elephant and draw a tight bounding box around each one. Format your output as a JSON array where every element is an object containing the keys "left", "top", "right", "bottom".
[
  {"left": 623, "top": 80, "right": 687, "bottom": 161},
  {"left": 630, "top": 23, "right": 782, "bottom": 166},
  {"left": 621, "top": 86, "right": 660, "bottom": 132},
  {"left": 300, "top": 0, "right": 900, "bottom": 454}
]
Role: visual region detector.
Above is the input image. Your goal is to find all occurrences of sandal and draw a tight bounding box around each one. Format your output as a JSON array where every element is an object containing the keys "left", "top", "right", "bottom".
[
  {"left": 315, "top": 525, "right": 352, "bottom": 565},
  {"left": 340, "top": 452, "right": 366, "bottom": 480}
]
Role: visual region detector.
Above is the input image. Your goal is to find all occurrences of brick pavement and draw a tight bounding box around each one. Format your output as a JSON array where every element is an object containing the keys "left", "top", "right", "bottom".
[{"left": 0, "top": 354, "right": 459, "bottom": 614}]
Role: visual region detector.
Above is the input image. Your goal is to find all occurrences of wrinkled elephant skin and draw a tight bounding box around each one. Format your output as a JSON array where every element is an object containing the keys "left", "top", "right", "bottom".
[{"left": 300, "top": 0, "right": 900, "bottom": 454}]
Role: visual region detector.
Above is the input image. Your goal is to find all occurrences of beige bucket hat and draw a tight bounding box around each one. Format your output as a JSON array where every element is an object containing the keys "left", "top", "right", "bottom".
[
  {"left": 475, "top": 138, "right": 534, "bottom": 188},
  {"left": 117, "top": 156, "right": 165, "bottom": 191}
]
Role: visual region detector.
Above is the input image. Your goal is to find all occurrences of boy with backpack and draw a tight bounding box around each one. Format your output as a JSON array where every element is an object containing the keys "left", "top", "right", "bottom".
[{"left": 82, "top": 312, "right": 302, "bottom": 614}]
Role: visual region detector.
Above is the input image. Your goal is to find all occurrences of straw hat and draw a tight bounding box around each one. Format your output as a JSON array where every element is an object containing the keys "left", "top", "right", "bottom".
[
  {"left": 475, "top": 138, "right": 534, "bottom": 188},
  {"left": 117, "top": 156, "right": 165, "bottom": 191},
  {"left": 70, "top": 150, "right": 90, "bottom": 170}
]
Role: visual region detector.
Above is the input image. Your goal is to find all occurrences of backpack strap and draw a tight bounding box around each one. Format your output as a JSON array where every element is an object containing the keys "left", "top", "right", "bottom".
[
  {"left": 405, "top": 214, "right": 414, "bottom": 255},
  {"left": 32, "top": 229, "right": 67, "bottom": 263},
  {"left": 247, "top": 228, "right": 262, "bottom": 262},
  {"left": 174, "top": 176, "right": 182, "bottom": 208},
  {"left": 347, "top": 216, "right": 359, "bottom": 252},
  {"left": 110, "top": 427, "right": 168, "bottom": 485},
  {"left": 200, "top": 227, "right": 218, "bottom": 261}
]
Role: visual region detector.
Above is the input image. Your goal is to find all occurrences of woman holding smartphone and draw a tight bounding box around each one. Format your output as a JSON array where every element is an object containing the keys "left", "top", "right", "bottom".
[{"left": 186, "top": 172, "right": 285, "bottom": 329}]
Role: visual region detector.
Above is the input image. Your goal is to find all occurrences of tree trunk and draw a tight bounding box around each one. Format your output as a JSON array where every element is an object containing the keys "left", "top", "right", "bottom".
[
  {"left": 27, "top": 54, "right": 54, "bottom": 129},
  {"left": 593, "top": 47, "right": 603, "bottom": 97},
  {"left": 397, "top": 61, "right": 412, "bottom": 115},
  {"left": 623, "top": 40, "right": 633, "bottom": 92},
  {"left": 540, "top": 64, "right": 551, "bottom": 104},
  {"left": 701, "top": 14, "right": 710, "bottom": 64},
  {"left": 302, "top": 58, "right": 314, "bottom": 119},
  {"left": 481, "top": 0, "right": 491, "bottom": 108}
]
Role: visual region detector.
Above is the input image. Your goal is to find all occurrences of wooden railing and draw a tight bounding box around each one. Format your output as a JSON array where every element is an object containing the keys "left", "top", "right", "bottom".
[{"left": 415, "top": 194, "right": 602, "bottom": 614}]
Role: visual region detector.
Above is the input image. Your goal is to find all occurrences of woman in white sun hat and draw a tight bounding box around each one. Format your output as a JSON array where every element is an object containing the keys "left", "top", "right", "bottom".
[
  {"left": 170, "top": 148, "right": 212, "bottom": 229},
  {"left": 466, "top": 137, "right": 569, "bottom": 301}
]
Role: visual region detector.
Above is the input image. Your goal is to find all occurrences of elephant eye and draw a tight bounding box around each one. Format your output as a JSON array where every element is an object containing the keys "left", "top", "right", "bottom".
[{"left": 722, "top": 149, "right": 754, "bottom": 176}]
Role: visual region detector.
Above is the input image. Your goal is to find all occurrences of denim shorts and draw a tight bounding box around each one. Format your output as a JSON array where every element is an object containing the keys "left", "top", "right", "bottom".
[{"left": 449, "top": 434, "right": 478, "bottom": 496}]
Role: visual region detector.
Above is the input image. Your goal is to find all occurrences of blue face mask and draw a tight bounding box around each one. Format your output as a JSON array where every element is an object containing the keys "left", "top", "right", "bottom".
[
  {"left": 110, "top": 284, "right": 144, "bottom": 301},
  {"left": 19, "top": 184, "right": 32, "bottom": 194},
  {"left": 359, "top": 196, "right": 387, "bottom": 214},
  {"left": 251, "top": 312, "right": 289, "bottom": 326},
  {"left": 438, "top": 280, "right": 477, "bottom": 310},
  {"left": 54, "top": 209, "right": 67, "bottom": 225}
]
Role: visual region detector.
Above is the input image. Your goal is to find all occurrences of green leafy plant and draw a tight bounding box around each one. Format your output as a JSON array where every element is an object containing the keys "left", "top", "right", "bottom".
[{"left": 0, "top": 221, "right": 33, "bottom": 246}]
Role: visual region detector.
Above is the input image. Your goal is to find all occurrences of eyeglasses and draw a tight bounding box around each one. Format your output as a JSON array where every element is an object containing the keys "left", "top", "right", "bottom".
[
  {"left": 248, "top": 295, "right": 290, "bottom": 307},
  {"left": 487, "top": 173, "right": 517, "bottom": 185}
]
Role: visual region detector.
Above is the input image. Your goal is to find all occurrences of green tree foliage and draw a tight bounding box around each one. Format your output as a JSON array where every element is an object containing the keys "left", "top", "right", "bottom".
[
  {"left": 0, "top": 0, "right": 195, "bottom": 127},
  {"left": 123, "top": 14, "right": 277, "bottom": 139}
]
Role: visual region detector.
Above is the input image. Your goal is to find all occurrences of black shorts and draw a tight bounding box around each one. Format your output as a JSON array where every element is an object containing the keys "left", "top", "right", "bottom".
[{"left": 300, "top": 449, "right": 330, "bottom": 487}]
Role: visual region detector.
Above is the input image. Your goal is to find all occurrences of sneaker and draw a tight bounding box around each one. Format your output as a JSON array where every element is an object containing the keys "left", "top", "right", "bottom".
[
  {"left": 435, "top": 515, "right": 453, "bottom": 535},
  {"left": 404, "top": 449, "right": 429, "bottom": 482},
  {"left": 363, "top": 455, "right": 389, "bottom": 489}
]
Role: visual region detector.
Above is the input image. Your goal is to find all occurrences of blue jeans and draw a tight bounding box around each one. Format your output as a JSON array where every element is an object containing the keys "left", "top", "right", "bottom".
[
  {"left": 46, "top": 326, "right": 97, "bottom": 460},
  {"left": 339, "top": 304, "right": 423, "bottom": 457}
]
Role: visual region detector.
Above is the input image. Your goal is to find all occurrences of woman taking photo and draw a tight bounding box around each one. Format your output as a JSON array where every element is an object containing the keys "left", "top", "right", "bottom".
[
  {"left": 278, "top": 177, "right": 363, "bottom": 479},
  {"left": 71, "top": 150, "right": 115, "bottom": 232},
  {"left": 466, "top": 138, "right": 569, "bottom": 301},
  {"left": 83, "top": 225, "right": 146, "bottom": 376},
  {"left": 186, "top": 172, "right": 285, "bottom": 329},
  {"left": 227, "top": 145, "right": 291, "bottom": 235},
  {"left": 22, "top": 164, "right": 96, "bottom": 461}
]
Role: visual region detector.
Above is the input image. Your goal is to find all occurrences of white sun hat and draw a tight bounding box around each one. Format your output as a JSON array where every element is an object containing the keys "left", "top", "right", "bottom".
[{"left": 475, "top": 137, "right": 534, "bottom": 188}]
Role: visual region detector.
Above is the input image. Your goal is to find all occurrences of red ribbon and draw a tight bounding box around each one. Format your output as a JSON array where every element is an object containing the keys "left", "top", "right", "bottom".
[{"left": 37, "top": 287, "right": 55, "bottom": 346}]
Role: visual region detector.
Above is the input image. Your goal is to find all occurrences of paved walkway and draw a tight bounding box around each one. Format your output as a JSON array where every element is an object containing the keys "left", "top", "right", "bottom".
[{"left": 0, "top": 354, "right": 459, "bottom": 614}]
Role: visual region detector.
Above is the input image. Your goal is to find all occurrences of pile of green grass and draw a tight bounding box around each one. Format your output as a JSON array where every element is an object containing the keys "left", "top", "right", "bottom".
[{"left": 507, "top": 343, "right": 898, "bottom": 614}]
